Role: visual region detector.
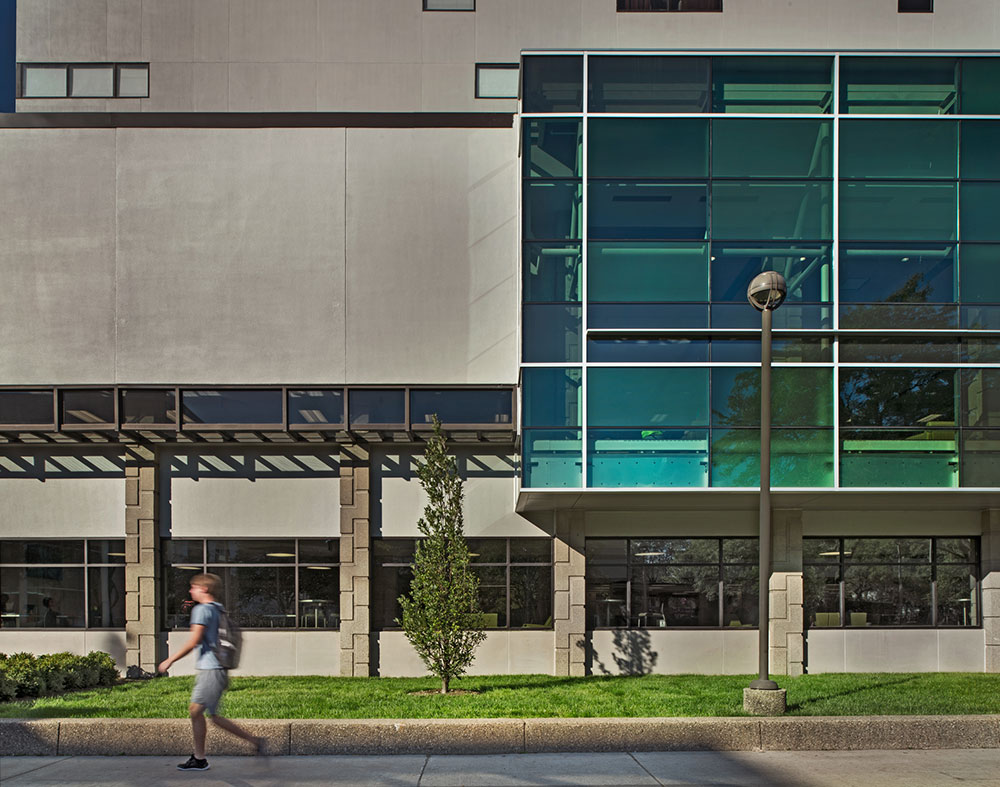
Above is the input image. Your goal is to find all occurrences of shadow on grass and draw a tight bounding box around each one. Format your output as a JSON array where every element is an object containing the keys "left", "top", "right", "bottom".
[{"left": 786, "top": 674, "right": 918, "bottom": 713}]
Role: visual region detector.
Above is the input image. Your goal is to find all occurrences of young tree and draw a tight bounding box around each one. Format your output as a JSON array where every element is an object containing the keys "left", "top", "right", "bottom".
[{"left": 399, "top": 418, "right": 486, "bottom": 694}]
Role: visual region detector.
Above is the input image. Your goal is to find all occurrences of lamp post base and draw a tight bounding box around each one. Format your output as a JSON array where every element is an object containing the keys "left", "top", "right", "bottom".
[{"left": 743, "top": 687, "right": 787, "bottom": 716}]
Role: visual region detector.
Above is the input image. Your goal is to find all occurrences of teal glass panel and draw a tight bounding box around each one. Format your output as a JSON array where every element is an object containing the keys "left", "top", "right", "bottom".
[
  {"left": 589, "top": 182, "right": 707, "bottom": 240},
  {"left": 839, "top": 120, "right": 957, "bottom": 179},
  {"left": 961, "top": 430, "right": 1000, "bottom": 487},
  {"left": 523, "top": 181, "right": 581, "bottom": 241},
  {"left": 523, "top": 243, "right": 581, "bottom": 302},
  {"left": 840, "top": 429, "right": 958, "bottom": 487},
  {"left": 711, "top": 243, "right": 831, "bottom": 303},
  {"left": 961, "top": 369, "right": 1000, "bottom": 428},
  {"left": 523, "top": 119, "right": 581, "bottom": 178},
  {"left": 712, "top": 119, "right": 832, "bottom": 178},
  {"left": 588, "top": 242, "right": 708, "bottom": 302},
  {"left": 959, "top": 121, "right": 1000, "bottom": 179},
  {"left": 711, "top": 367, "right": 833, "bottom": 427},
  {"left": 839, "top": 182, "right": 956, "bottom": 242},
  {"left": 588, "top": 118, "right": 707, "bottom": 178},
  {"left": 588, "top": 303, "right": 709, "bottom": 329},
  {"left": 959, "top": 244, "right": 1000, "bottom": 304},
  {"left": 839, "top": 57, "right": 958, "bottom": 115},
  {"left": 711, "top": 56, "right": 833, "bottom": 114},
  {"left": 522, "top": 304, "right": 581, "bottom": 363},
  {"left": 522, "top": 56, "right": 582, "bottom": 113},
  {"left": 959, "top": 57, "right": 1000, "bottom": 115},
  {"left": 840, "top": 368, "right": 957, "bottom": 427},
  {"left": 521, "top": 367, "right": 581, "bottom": 427},
  {"left": 523, "top": 429, "right": 582, "bottom": 488},
  {"left": 711, "top": 182, "right": 831, "bottom": 241},
  {"left": 960, "top": 183, "right": 1000, "bottom": 242},
  {"left": 588, "top": 367, "right": 709, "bottom": 427},
  {"left": 587, "top": 337, "right": 708, "bottom": 363},
  {"left": 710, "top": 428, "right": 834, "bottom": 487},
  {"left": 588, "top": 55, "right": 710, "bottom": 113},
  {"left": 588, "top": 429, "right": 708, "bottom": 488},
  {"left": 839, "top": 337, "right": 960, "bottom": 364}
]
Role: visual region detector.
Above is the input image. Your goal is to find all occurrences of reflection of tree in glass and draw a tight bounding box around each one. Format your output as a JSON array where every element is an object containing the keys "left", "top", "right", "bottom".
[
  {"left": 841, "top": 273, "right": 956, "bottom": 329},
  {"left": 840, "top": 369, "right": 955, "bottom": 426}
]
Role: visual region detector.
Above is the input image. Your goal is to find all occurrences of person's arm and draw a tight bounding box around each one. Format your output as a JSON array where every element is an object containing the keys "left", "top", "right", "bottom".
[{"left": 157, "top": 624, "right": 205, "bottom": 674}]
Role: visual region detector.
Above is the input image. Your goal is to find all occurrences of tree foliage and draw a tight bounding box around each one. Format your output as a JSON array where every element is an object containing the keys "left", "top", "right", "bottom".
[{"left": 398, "top": 419, "right": 486, "bottom": 694}]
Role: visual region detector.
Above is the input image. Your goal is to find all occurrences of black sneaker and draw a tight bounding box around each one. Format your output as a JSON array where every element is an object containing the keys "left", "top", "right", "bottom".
[{"left": 177, "top": 755, "right": 210, "bottom": 771}]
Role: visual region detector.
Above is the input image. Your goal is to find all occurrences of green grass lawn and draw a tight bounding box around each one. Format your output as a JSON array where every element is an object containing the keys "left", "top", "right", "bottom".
[{"left": 1, "top": 673, "right": 997, "bottom": 719}]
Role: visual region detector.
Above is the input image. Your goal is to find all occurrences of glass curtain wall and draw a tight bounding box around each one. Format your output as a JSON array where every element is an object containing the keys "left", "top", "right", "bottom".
[{"left": 521, "top": 53, "right": 1000, "bottom": 489}]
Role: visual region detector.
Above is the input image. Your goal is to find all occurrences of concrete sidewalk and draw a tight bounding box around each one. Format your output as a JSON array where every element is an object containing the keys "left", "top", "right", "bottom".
[
  {"left": 3, "top": 715, "right": 999, "bottom": 757},
  {"left": 3, "top": 750, "right": 1000, "bottom": 786}
]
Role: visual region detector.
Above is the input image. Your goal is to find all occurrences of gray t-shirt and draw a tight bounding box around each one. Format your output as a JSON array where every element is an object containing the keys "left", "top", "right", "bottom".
[{"left": 190, "top": 602, "right": 222, "bottom": 670}]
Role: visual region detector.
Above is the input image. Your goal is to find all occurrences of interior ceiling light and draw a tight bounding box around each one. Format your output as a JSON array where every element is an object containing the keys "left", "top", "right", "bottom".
[
  {"left": 305, "top": 566, "right": 332, "bottom": 570},
  {"left": 266, "top": 552, "right": 296, "bottom": 558}
]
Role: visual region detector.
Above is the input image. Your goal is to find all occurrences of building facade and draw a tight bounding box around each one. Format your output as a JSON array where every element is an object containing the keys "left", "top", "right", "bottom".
[{"left": 1, "top": 0, "right": 998, "bottom": 678}]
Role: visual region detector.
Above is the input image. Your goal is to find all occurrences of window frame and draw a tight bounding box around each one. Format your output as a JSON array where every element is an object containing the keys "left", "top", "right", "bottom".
[
  {"left": 17, "top": 63, "right": 150, "bottom": 99},
  {"left": 476, "top": 63, "right": 520, "bottom": 100},
  {"left": 423, "top": 0, "right": 475, "bottom": 9},
  {"left": 616, "top": 0, "right": 723, "bottom": 11},
  {"left": 898, "top": 0, "right": 933, "bottom": 12}
]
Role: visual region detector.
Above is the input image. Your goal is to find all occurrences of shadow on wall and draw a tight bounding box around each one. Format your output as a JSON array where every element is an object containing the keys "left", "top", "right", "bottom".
[
  {"left": 377, "top": 449, "right": 518, "bottom": 482},
  {"left": 167, "top": 451, "right": 340, "bottom": 480},
  {"left": 0, "top": 451, "right": 125, "bottom": 479},
  {"left": 589, "top": 629, "right": 659, "bottom": 676},
  {"left": 86, "top": 631, "right": 128, "bottom": 669}
]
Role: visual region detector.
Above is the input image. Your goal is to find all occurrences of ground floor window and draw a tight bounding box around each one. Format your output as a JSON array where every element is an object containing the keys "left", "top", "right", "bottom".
[
  {"left": 586, "top": 538, "right": 758, "bottom": 629},
  {"left": 804, "top": 537, "right": 980, "bottom": 628},
  {"left": 163, "top": 538, "right": 339, "bottom": 630},
  {"left": 0, "top": 539, "right": 125, "bottom": 628},
  {"left": 371, "top": 537, "right": 553, "bottom": 630}
]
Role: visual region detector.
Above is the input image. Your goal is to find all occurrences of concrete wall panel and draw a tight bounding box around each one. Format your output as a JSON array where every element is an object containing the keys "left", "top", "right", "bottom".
[
  {"left": 318, "top": 0, "right": 422, "bottom": 65},
  {"left": 0, "top": 632, "right": 127, "bottom": 669},
  {"left": 166, "top": 631, "right": 340, "bottom": 675},
  {"left": 141, "top": 0, "right": 195, "bottom": 63},
  {"left": 115, "top": 128, "right": 346, "bottom": 384},
  {"left": 0, "top": 130, "right": 116, "bottom": 384},
  {"left": 229, "top": 62, "right": 319, "bottom": 112},
  {"left": 107, "top": 0, "right": 144, "bottom": 62},
  {"left": 376, "top": 630, "right": 554, "bottom": 677},
  {"left": 804, "top": 510, "right": 982, "bottom": 536},
  {"left": 0, "top": 477, "right": 125, "bottom": 537},
  {"left": 317, "top": 62, "right": 421, "bottom": 112},
  {"left": 230, "top": 0, "right": 318, "bottom": 64},
  {"left": 806, "top": 629, "right": 987, "bottom": 672},
  {"left": 589, "top": 629, "right": 757, "bottom": 675}
]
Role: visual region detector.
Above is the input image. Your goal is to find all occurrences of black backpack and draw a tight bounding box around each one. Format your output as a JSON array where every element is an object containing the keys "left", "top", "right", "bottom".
[{"left": 212, "top": 603, "right": 241, "bottom": 670}]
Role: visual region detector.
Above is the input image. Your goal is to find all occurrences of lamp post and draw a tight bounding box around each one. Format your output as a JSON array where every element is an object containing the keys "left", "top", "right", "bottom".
[{"left": 744, "top": 271, "right": 787, "bottom": 715}]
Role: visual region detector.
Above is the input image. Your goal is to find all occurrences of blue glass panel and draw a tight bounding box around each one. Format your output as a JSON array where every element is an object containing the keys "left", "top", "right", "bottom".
[
  {"left": 521, "top": 368, "right": 581, "bottom": 427},
  {"left": 524, "top": 181, "right": 581, "bottom": 241},
  {"left": 960, "top": 183, "right": 1000, "bottom": 242},
  {"left": 840, "top": 182, "right": 956, "bottom": 242},
  {"left": 522, "top": 56, "right": 582, "bottom": 113},
  {"left": 711, "top": 182, "right": 831, "bottom": 241},
  {"left": 588, "top": 337, "right": 708, "bottom": 363},
  {"left": 288, "top": 390, "right": 343, "bottom": 426},
  {"left": 588, "top": 367, "right": 709, "bottom": 427},
  {"left": 588, "top": 429, "right": 709, "bottom": 488},
  {"left": 841, "top": 430, "right": 958, "bottom": 487},
  {"left": 182, "top": 389, "right": 282, "bottom": 425},
  {"left": 711, "top": 337, "right": 832, "bottom": 363},
  {"left": 589, "top": 303, "right": 709, "bottom": 329},
  {"left": 410, "top": 390, "right": 513, "bottom": 426},
  {"left": 710, "top": 303, "right": 833, "bottom": 330},
  {"left": 839, "top": 243, "right": 955, "bottom": 302},
  {"left": 0, "top": 390, "right": 54, "bottom": 425},
  {"left": 962, "top": 305, "right": 1000, "bottom": 329},
  {"left": 839, "top": 120, "right": 957, "bottom": 179},
  {"left": 588, "top": 182, "right": 707, "bottom": 241},
  {"left": 523, "top": 243, "right": 581, "bottom": 303},
  {"left": 588, "top": 55, "right": 710, "bottom": 113},
  {"left": 348, "top": 389, "right": 404, "bottom": 426},
  {"left": 841, "top": 303, "right": 958, "bottom": 330},
  {"left": 522, "top": 304, "right": 581, "bottom": 362},
  {"left": 523, "top": 429, "right": 582, "bottom": 487},
  {"left": 588, "top": 242, "right": 708, "bottom": 302},
  {"left": 840, "top": 369, "right": 956, "bottom": 427},
  {"left": 711, "top": 243, "right": 831, "bottom": 303}
]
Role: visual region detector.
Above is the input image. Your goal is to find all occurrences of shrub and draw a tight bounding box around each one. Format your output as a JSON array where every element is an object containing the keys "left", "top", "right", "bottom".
[
  {"left": 4, "top": 653, "right": 44, "bottom": 697},
  {"left": 34, "top": 654, "right": 67, "bottom": 694},
  {"left": 83, "top": 651, "right": 118, "bottom": 686},
  {"left": 0, "top": 651, "right": 119, "bottom": 701},
  {"left": 0, "top": 662, "right": 16, "bottom": 702}
]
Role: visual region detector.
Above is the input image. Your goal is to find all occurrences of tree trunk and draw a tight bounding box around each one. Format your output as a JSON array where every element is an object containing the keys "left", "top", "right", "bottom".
[{"left": 441, "top": 675, "right": 449, "bottom": 694}]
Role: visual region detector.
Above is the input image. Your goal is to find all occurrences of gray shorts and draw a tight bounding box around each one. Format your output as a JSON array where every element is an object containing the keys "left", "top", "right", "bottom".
[{"left": 190, "top": 669, "right": 229, "bottom": 715}]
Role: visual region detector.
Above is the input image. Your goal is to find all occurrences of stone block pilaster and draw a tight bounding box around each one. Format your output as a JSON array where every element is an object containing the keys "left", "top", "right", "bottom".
[
  {"left": 553, "top": 510, "right": 586, "bottom": 676},
  {"left": 339, "top": 446, "right": 371, "bottom": 677},
  {"left": 769, "top": 510, "right": 804, "bottom": 676},
  {"left": 982, "top": 509, "right": 1000, "bottom": 673},
  {"left": 124, "top": 446, "right": 160, "bottom": 673}
]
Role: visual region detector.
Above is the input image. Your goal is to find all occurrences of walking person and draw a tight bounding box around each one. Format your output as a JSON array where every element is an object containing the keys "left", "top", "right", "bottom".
[{"left": 158, "top": 572, "right": 264, "bottom": 771}]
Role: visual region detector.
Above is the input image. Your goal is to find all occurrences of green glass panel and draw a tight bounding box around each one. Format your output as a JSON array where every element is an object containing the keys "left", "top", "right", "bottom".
[
  {"left": 588, "top": 118, "right": 707, "bottom": 178},
  {"left": 962, "top": 369, "right": 1000, "bottom": 428},
  {"left": 522, "top": 429, "right": 582, "bottom": 488},
  {"left": 588, "top": 429, "right": 709, "bottom": 488},
  {"left": 588, "top": 242, "right": 707, "bottom": 302},
  {"left": 588, "top": 55, "right": 710, "bottom": 113},
  {"left": 522, "top": 56, "right": 583, "bottom": 113},
  {"left": 523, "top": 181, "right": 581, "bottom": 241},
  {"left": 522, "top": 367, "right": 581, "bottom": 428},
  {"left": 960, "top": 183, "right": 1000, "bottom": 242},
  {"left": 522, "top": 304, "right": 581, "bottom": 363},
  {"left": 959, "top": 121, "right": 1000, "bottom": 179},
  {"left": 962, "top": 430, "right": 1000, "bottom": 487},
  {"left": 711, "top": 367, "right": 833, "bottom": 428},
  {"left": 840, "top": 430, "right": 959, "bottom": 487},
  {"left": 588, "top": 367, "right": 708, "bottom": 427},
  {"left": 959, "top": 244, "right": 1000, "bottom": 303},
  {"left": 839, "top": 182, "right": 956, "bottom": 241},
  {"left": 839, "top": 120, "right": 957, "bottom": 179},
  {"left": 711, "top": 182, "right": 831, "bottom": 241},
  {"left": 711, "top": 56, "right": 833, "bottom": 114},
  {"left": 710, "top": 428, "right": 834, "bottom": 487},
  {"left": 589, "top": 182, "right": 707, "bottom": 240},
  {"left": 711, "top": 243, "right": 831, "bottom": 303},
  {"left": 839, "top": 337, "right": 961, "bottom": 364},
  {"left": 523, "top": 119, "right": 581, "bottom": 178},
  {"left": 839, "top": 57, "right": 958, "bottom": 115},
  {"left": 840, "top": 368, "right": 957, "bottom": 427},
  {"left": 959, "top": 57, "right": 1000, "bottom": 115},
  {"left": 712, "top": 119, "right": 831, "bottom": 178},
  {"left": 523, "top": 243, "right": 581, "bottom": 302}
]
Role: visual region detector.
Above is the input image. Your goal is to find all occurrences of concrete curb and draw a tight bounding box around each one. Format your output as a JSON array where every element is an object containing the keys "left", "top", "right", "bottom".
[{"left": 2, "top": 715, "right": 998, "bottom": 756}]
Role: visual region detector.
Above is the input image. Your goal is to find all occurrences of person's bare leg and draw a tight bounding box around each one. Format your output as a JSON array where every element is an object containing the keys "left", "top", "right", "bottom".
[
  {"left": 189, "top": 703, "right": 207, "bottom": 759},
  {"left": 210, "top": 714, "right": 262, "bottom": 750}
]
